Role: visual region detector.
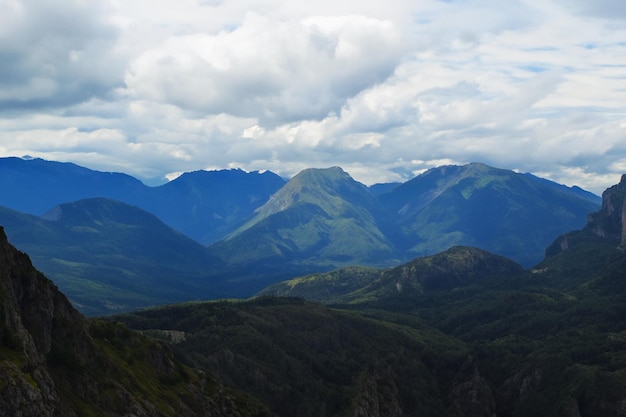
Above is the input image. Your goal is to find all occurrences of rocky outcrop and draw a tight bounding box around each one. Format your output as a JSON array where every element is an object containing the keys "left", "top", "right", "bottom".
[
  {"left": 621, "top": 198, "right": 626, "bottom": 247},
  {"left": 0, "top": 226, "right": 65, "bottom": 416},
  {"left": 546, "top": 175, "right": 626, "bottom": 256},
  {"left": 352, "top": 368, "right": 403, "bottom": 417},
  {"left": 585, "top": 174, "right": 626, "bottom": 243},
  {"left": 0, "top": 227, "right": 272, "bottom": 417},
  {"left": 448, "top": 357, "right": 496, "bottom": 417}
]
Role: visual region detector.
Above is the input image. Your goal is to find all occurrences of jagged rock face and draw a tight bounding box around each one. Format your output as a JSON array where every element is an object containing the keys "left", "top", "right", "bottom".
[
  {"left": 546, "top": 175, "right": 626, "bottom": 257},
  {"left": 622, "top": 198, "right": 626, "bottom": 247},
  {"left": 448, "top": 358, "right": 496, "bottom": 417},
  {"left": 585, "top": 174, "right": 626, "bottom": 243},
  {"left": 352, "top": 369, "right": 403, "bottom": 417},
  {"left": 0, "top": 227, "right": 65, "bottom": 416},
  {"left": 0, "top": 227, "right": 272, "bottom": 417}
]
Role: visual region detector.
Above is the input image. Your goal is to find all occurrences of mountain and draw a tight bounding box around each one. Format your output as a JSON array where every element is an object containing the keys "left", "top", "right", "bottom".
[
  {"left": 0, "top": 157, "right": 603, "bottom": 306},
  {"left": 0, "top": 156, "right": 147, "bottom": 215},
  {"left": 0, "top": 226, "right": 273, "bottom": 416},
  {"left": 582, "top": 174, "right": 626, "bottom": 245},
  {"left": 368, "top": 181, "right": 401, "bottom": 196},
  {"left": 110, "top": 178, "right": 626, "bottom": 417},
  {"left": 378, "top": 162, "right": 601, "bottom": 266},
  {"left": 0, "top": 157, "right": 286, "bottom": 244},
  {"left": 0, "top": 198, "right": 222, "bottom": 315},
  {"left": 114, "top": 297, "right": 470, "bottom": 417},
  {"left": 145, "top": 169, "right": 286, "bottom": 244},
  {"left": 209, "top": 167, "right": 401, "bottom": 286},
  {"left": 211, "top": 163, "right": 599, "bottom": 287},
  {"left": 534, "top": 173, "right": 626, "bottom": 288},
  {"left": 259, "top": 246, "right": 525, "bottom": 304}
]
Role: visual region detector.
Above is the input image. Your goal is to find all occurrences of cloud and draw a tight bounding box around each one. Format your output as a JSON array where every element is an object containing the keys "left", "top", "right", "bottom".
[
  {"left": 0, "top": 0, "right": 124, "bottom": 111},
  {"left": 124, "top": 13, "right": 405, "bottom": 125},
  {"left": 553, "top": 0, "right": 626, "bottom": 19},
  {"left": 0, "top": 0, "right": 625, "bottom": 195}
]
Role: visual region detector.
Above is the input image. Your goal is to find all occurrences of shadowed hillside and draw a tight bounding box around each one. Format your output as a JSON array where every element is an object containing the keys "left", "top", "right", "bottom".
[
  {"left": 2, "top": 173, "right": 624, "bottom": 417},
  {"left": 0, "top": 227, "right": 273, "bottom": 416}
]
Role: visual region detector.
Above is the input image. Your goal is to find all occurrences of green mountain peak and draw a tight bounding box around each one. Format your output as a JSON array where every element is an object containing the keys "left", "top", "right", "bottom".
[{"left": 211, "top": 167, "right": 399, "bottom": 275}]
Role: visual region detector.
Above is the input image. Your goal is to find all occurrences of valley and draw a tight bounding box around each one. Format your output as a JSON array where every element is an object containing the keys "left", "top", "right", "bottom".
[{"left": 0, "top": 157, "right": 624, "bottom": 416}]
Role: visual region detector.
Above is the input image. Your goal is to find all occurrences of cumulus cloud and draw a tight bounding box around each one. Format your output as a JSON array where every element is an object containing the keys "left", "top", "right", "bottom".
[
  {"left": 0, "top": 0, "right": 124, "bottom": 111},
  {"left": 0, "top": 0, "right": 625, "bottom": 194},
  {"left": 124, "top": 13, "right": 404, "bottom": 124}
]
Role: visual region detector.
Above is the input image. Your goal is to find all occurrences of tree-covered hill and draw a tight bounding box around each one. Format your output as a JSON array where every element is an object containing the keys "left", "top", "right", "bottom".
[
  {"left": 0, "top": 198, "right": 222, "bottom": 315},
  {"left": 378, "top": 162, "right": 601, "bottom": 266},
  {"left": 0, "top": 227, "right": 272, "bottom": 417},
  {"left": 113, "top": 175, "right": 626, "bottom": 417},
  {"left": 259, "top": 246, "right": 525, "bottom": 304},
  {"left": 211, "top": 167, "right": 400, "bottom": 270}
]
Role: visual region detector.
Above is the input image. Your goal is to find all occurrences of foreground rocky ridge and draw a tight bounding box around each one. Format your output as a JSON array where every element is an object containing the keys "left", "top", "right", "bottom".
[{"left": 0, "top": 227, "right": 272, "bottom": 417}]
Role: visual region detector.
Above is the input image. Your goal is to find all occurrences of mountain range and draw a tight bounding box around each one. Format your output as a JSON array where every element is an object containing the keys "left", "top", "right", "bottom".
[
  {"left": 113, "top": 175, "right": 626, "bottom": 417},
  {"left": 0, "top": 199, "right": 221, "bottom": 315},
  {"left": 0, "top": 170, "right": 625, "bottom": 416},
  {"left": 0, "top": 156, "right": 601, "bottom": 315},
  {"left": 0, "top": 156, "right": 286, "bottom": 245},
  {"left": 0, "top": 226, "right": 272, "bottom": 417}
]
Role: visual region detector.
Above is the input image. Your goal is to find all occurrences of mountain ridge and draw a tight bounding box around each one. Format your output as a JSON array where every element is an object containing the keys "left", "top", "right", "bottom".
[
  {"left": 212, "top": 166, "right": 400, "bottom": 270},
  {"left": 0, "top": 157, "right": 605, "bottom": 314},
  {"left": 0, "top": 157, "right": 286, "bottom": 245},
  {"left": 378, "top": 162, "right": 601, "bottom": 265},
  {"left": 0, "top": 198, "right": 223, "bottom": 315},
  {"left": 258, "top": 246, "right": 525, "bottom": 304},
  {"left": 2, "top": 169, "right": 626, "bottom": 416},
  {"left": 0, "top": 226, "right": 273, "bottom": 416}
]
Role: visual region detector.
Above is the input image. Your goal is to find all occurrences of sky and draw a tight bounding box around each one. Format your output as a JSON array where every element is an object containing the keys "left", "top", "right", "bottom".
[{"left": 0, "top": 0, "right": 625, "bottom": 194}]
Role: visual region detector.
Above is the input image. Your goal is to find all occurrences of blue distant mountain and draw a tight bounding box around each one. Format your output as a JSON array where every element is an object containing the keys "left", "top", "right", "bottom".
[
  {"left": 0, "top": 157, "right": 286, "bottom": 244},
  {"left": 377, "top": 162, "right": 601, "bottom": 266},
  {"left": 0, "top": 157, "right": 604, "bottom": 313},
  {"left": 0, "top": 198, "right": 223, "bottom": 315}
]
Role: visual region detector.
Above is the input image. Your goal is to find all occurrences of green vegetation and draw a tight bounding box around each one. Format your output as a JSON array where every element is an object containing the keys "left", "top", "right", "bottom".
[
  {"left": 115, "top": 297, "right": 466, "bottom": 417},
  {"left": 115, "top": 237, "right": 626, "bottom": 417},
  {"left": 115, "top": 211, "right": 626, "bottom": 416},
  {"left": 0, "top": 162, "right": 601, "bottom": 316},
  {"left": 0, "top": 200, "right": 220, "bottom": 315},
  {"left": 212, "top": 167, "right": 400, "bottom": 271}
]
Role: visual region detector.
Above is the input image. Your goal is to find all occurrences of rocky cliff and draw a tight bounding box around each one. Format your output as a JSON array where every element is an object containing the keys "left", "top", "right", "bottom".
[
  {"left": 0, "top": 227, "right": 272, "bottom": 417},
  {"left": 585, "top": 174, "right": 626, "bottom": 243},
  {"left": 546, "top": 174, "right": 626, "bottom": 256}
]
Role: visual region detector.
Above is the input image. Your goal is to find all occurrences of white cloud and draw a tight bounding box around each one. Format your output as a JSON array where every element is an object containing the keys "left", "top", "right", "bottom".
[
  {"left": 0, "top": 0, "right": 123, "bottom": 110},
  {"left": 0, "top": 0, "right": 625, "bottom": 194},
  {"left": 124, "top": 13, "right": 405, "bottom": 124}
]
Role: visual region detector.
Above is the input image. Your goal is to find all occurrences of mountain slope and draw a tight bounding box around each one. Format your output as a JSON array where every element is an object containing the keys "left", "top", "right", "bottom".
[
  {"left": 0, "top": 198, "right": 222, "bottom": 315},
  {"left": 249, "top": 177, "right": 626, "bottom": 417},
  {"left": 114, "top": 297, "right": 469, "bottom": 417},
  {"left": 143, "top": 169, "right": 286, "bottom": 244},
  {"left": 211, "top": 167, "right": 400, "bottom": 275},
  {"left": 0, "top": 156, "right": 147, "bottom": 215},
  {"left": 0, "top": 227, "right": 273, "bottom": 417},
  {"left": 260, "top": 246, "right": 524, "bottom": 304},
  {"left": 379, "top": 162, "right": 601, "bottom": 266},
  {"left": 534, "top": 173, "right": 626, "bottom": 288},
  {"left": 0, "top": 157, "right": 285, "bottom": 244}
]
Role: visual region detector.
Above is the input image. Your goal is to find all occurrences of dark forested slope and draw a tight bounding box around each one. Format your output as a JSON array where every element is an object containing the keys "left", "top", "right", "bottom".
[{"left": 0, "top": 227, "right": 273, "bottom": 417}]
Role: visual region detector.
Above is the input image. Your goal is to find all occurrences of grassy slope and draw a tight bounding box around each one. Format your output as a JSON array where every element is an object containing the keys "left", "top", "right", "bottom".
[{"left": 210, "top": 167, "right": 400, "bottom": 278}]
